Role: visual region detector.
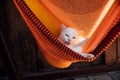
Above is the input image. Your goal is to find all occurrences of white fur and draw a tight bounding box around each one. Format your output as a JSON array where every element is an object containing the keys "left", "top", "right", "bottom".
[{"left": 59, "top": 24, "right": 94, "bottom": 58}]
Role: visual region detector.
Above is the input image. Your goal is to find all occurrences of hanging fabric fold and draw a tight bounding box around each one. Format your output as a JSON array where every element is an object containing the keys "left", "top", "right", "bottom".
[{"left": 13, "top": 0, "right": 120, "bottom": 68}]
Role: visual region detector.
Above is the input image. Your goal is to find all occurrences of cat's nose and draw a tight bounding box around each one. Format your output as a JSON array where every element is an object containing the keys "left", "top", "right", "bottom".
[{"left": 68, "top": 39, "right": 71, "bottom": 42}]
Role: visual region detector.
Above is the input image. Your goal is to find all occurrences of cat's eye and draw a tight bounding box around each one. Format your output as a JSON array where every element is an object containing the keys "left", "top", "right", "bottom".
[
  {"left": 65, "top": 34, "right": 69, "bottom": 37},
  {"left": 72, "top": 37, "right": 76, "bottom": 39}
]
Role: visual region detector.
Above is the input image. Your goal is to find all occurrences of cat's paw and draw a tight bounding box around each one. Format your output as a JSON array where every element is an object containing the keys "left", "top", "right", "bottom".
[{"left": 81, "top": 54, "right": 94, "bottom": 58}]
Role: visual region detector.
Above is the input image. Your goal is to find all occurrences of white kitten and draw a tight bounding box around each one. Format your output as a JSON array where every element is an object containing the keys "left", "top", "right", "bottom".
[{"left": 59, "top": 24, "right": 94, "bottom": 58}]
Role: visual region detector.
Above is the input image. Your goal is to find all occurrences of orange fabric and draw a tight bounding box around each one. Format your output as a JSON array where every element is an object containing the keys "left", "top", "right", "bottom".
[
  {"left": 39, "top": 0, "right": 120, "bottom": 53},
  {"left": 39, "top": 0, "right": 107, "bottom": 35},
  {"left": 24, "top": 0, "right": 61, "bottom": 37},
  {"left": 13, "top": 0, "right": 120, "bottom": 68}
]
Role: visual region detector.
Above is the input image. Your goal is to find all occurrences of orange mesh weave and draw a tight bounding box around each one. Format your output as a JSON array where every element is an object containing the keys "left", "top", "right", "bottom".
[{"left": 13, "top": 0, "right": 120, "bottom": 68}]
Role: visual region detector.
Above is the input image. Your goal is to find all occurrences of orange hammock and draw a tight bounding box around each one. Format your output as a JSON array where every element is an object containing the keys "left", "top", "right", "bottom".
[{"left": 14, "top": 0, "right": 120, "bottom": 68}]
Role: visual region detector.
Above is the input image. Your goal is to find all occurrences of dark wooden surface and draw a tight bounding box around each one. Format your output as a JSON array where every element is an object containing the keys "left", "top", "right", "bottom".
[
  {"left": 56, "top": 70, "right": 120, "bottom": 80},
  {"left": 59, "top": 71, "right": 120, "bottom": 80},
  {"left": 0, "top": 0, "right": 120, "bottom": 80}
]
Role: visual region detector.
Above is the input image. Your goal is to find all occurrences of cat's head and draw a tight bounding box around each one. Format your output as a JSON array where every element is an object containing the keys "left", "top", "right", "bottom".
[{"left": 59, "top": 24, "right": 78, "bottom": 45}]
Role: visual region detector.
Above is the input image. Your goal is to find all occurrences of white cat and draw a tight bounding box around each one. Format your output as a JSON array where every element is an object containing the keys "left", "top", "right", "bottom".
[{"left": 59, "top": 24, "right": 94, "bottom": 58}]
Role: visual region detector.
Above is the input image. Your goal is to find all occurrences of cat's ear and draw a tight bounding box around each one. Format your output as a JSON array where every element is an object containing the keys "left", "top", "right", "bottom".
[{"left": 61, "top": 24, "right": 67, "bottom": 30}]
